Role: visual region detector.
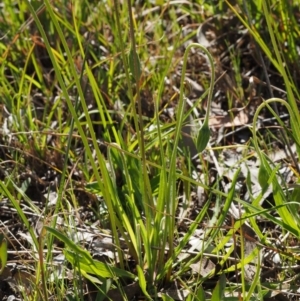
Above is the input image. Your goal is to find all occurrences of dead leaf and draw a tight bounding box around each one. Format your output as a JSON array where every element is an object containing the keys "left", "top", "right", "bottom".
[
  {"left": 190, "top": 257, "right": 216, "bottom": 277},
  {"left": 209, "top": 110, "right": 248, "bottom": 128}
]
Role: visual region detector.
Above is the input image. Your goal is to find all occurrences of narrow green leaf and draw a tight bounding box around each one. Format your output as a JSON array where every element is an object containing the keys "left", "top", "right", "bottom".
[
  {"left": 195, "top": 286, "right": 206, "bottom": 301},
  {"left": 240, "top": 200, "right": 300, "bottom": 238},
  {"left": 136, "top": 265, "right": 152, "bottom": 300},
  {"left": 45, "top": 226, "right": 93, "bottom": 263},
  {"left": 244, "top": 249, "right": 261, "bottom": 301},
  {"left": 45, "top": 226, "right": 135, "bottom": 279},
  {"left": 65, "top": 250, "right": 135, "bottom": 279},
  {"left": 211, "top": 273, "right": 226, "bottom": 301},
  {"left": 0, "top": 235, "right": 7, "bottom": 274},
  {"left": 258, "top": 160, "right": 269, "bottom": 192},
  {"left": 128, "top": 48, "right": 141, "bottom": 81},
  {"left": 272, "top": 178, "right": 300, "bottom": 235},
  {"left": 196, "top": 123, "right": 210, "bottom": 153}
]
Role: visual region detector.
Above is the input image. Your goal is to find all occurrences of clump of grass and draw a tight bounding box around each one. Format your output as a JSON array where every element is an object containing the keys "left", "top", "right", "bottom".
[{"left": 1, "top": 0, "right": 300, "bottom": 300}]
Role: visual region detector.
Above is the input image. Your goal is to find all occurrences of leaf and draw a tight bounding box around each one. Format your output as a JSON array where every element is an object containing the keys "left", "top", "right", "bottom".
[
  {"left": 211, "top": 273, "right": 226, "bottom": 301},
  {"left": 195, "top": 286, "right": 206, "bottom": 301},
  {"left": 128, "top": 48, "right": 141, "bottom": 82},
  {"left": 65, "top": 250, "right": 134, "bottom": 279},
  {"left": 196, "top": 122, "right": 210, "bottom": 153},
  {"left": 136, "top": 265, "right": 152, "bottom": 300},
  {"left": 0, "top": 234, "right": 7, "bottom": 274},
  {"left": 258, "top": 160, "right": 269, "bottom": 192},
  {"left": 45, "top": 226, "right": 94, "bottom": 263},
  {"left": 45, "top": 226, "right": 135, "bottom": 279}
]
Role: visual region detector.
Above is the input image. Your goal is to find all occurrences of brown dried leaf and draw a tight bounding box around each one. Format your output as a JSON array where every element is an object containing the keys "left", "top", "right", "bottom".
[
  {"left": 190, "top": 257, "right": 216, "bottom": 277},
  {"left": 209, "top": 110, "right": 248, "bottom": 128}
]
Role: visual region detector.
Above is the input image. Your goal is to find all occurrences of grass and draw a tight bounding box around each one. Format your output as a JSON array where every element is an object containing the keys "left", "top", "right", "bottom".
[{"left": 1, "top": 0, "right": 300, "bottom": 300}]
